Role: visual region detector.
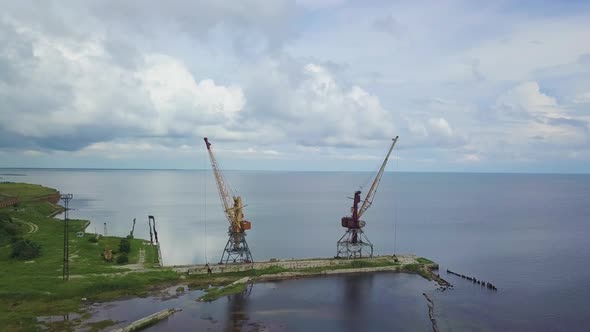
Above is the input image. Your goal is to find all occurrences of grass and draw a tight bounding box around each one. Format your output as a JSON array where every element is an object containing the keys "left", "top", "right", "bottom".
[
  {"left": 198, "top": 283, "right": 247, "bottom": 302},
  {"left": 402, "top": 263, "right": 433, "bottom": 281},
  {"left": 416, "top": 257, "right": 434, "bottom": 264},
  {"left": 186, "top": 266, "right": 289, "bottom": 290},
  {"left": 299, "top": 259, "right": 399, "bottom": 273},
  {"left": 0, "top": 182, "right": 57, "bottom": 202},
  {"left": 0, "top": 183, "right": 180, "bottom": 331},
  {"left": 0, "top": 270, "right": 180, "bottom": 332},
  {"left": 143, "top": 243, "right": 159, "bottom": 266},
  {"left": 83, "top": 319, "right": 118, "bottom": 332}
]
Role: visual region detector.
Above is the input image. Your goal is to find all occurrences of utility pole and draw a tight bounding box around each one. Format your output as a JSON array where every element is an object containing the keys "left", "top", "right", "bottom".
[{"left": 61, "top": 193, "right": 73, "bottom": 281}]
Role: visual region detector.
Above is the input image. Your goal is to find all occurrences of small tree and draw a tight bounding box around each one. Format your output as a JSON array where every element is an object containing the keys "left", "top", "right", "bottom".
[
  {"left": 119, "top": 238, "right": 131, "bottom": 254},
  {"left": 11, "top": 238, "right": 41, "bottom": 260}
]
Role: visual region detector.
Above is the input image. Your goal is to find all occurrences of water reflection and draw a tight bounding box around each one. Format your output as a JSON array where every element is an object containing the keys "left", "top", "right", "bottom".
[
  {"left": 341, "top": 274, "right": 374, "bottom": 332},
  {"left": 37, "top": 312, "right": 80, "bottom": 330},
  {"left": 225, "top": 284, "right": 252, "bottom": 332},
  {"left": 56, "top": 273, "right": 436, "bottom": 331}
]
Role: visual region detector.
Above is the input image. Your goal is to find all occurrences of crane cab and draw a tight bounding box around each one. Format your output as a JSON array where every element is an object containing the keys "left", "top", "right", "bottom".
[{"left": 341, "top": 217, "right": 366, "bottom": 229}]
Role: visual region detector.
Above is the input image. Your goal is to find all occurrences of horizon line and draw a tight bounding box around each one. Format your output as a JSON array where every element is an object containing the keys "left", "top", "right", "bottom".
[{"left": 0, "top": 167, "right": 588, "bottom": 175}]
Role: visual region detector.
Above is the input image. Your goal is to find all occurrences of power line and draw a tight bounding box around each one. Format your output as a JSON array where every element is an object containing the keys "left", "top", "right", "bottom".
[{"left": 61, "top": 193, "right": 73, "bottom": 281}]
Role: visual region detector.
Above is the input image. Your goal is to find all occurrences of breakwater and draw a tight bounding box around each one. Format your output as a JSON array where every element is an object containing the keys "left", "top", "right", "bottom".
[
  {"left": 423, "top": 293, "right": 439, "bottom": 332},
  {"left": 446, "top": 269, "right": 497, "bottom": 291}
]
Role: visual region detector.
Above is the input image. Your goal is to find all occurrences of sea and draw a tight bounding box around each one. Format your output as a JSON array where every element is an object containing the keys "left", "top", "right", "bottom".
[{"left": 2, "top": 169, "right": 589, "bottom": 331}]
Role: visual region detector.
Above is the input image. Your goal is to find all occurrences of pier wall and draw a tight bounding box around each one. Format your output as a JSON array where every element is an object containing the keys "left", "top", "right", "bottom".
[{"left": 172, "top": 254, "right": 427, "bottom": 275}]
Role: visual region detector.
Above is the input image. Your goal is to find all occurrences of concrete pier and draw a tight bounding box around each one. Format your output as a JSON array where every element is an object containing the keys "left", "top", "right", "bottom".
[{"left": 171, "top": 254, "right": 431, "bottom": 274}]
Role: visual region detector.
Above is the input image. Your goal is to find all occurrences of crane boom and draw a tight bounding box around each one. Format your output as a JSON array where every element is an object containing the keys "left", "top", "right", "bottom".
[
  {"left": 358, "top": 136, "right": 399, "bottom": 218},
  {"left": 204, "top": 137, "right": 235, "bottom": 226}
]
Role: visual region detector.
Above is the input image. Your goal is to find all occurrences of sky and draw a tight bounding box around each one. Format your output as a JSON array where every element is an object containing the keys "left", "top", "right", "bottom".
[{"left": 1, "top": 0, "right": 589, "bottom": 173}]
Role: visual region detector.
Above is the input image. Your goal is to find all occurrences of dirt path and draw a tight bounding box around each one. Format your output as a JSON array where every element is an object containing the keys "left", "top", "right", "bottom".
[{"left": 12, "top": 217, "right": 38, "bottom": 234}]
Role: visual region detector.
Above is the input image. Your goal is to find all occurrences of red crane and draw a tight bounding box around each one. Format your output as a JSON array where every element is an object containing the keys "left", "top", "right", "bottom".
[{"left": 337, "top": 136, "right": 399, "bottom": 258}]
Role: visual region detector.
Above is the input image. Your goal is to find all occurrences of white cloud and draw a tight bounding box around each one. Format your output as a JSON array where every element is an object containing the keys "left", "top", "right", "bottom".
[
  {"left": 496, "top": 81, "right": 561, "bottom": 118},
  {"left": 428, "top": 118, "right": 454, "bottom": 138},
  {"left": 465, "top": 17, "right": 590, "bottom": 81},
  {"left": 287, "top": 63, "right": 395, "bottom": 147},
  {"left": 137, "top": 54, "right": 246, "bottom": 135},
  {"left": 2, "top": 1, "right": 590, "bottom": 171},
  {"left": 493, "top": 81, "right": 589, "bottom": 149}
]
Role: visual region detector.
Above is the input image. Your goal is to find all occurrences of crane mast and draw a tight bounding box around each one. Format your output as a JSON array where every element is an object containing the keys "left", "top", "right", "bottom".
[
  {"left": 337, "top": 136, "right": 399, "bottom": 259},
  {"left": 204, "top": 137, "right": 253, "bottom": 264}
]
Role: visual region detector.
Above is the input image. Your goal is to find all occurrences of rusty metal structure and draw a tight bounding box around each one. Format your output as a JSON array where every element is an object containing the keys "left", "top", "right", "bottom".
[
  {"left": 337, "top": 136, "right": 399, "bottom": 259},
  {"left": 204, "top": 137, "right": 253, "bottom": 264}
]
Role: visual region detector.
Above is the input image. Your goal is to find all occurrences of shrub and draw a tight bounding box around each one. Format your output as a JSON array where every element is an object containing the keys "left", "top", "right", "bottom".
[
  {"left": 88, "top": 236, "right": 98, "bottom": 243},
  {"left": 116, "top": 254, "right": 129, "bottom": 264},
  {"left": 11, "top": 238, "right": 41, "bottom": 260},
  {"left": 0, "top": 213, "right": 21, "bottom": 244},
  {"left": 119, "top": 238, "right": 131, "bottom": 254}
]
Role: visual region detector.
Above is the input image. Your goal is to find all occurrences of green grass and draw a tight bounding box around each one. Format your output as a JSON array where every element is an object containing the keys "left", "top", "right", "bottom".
[
  {"left": 416, "top": 257, "right": 434, "bottom": 264},
  {"left": 299, "top": 259, "right": 399, "bottom": 273},
  {"left": 83, "top": 319, "right": 118, "bottom": 332},
  {"left": 0, "top": 183, "right": 57, "bottom": 202},
  {"left": 186, "top": 266, "right": 289, "bottom": 290},
  {"left": 402, "top": 263, "right": 432, "bottom": 281},
  {"left": 0, "top": 270, "right": 180, "bottom": 332},
  {"left": 198, "top": 283, "right": 247, "bottom": 302},
  {"left": 0, "top": 183, "right": 181, "bottom": 331},
  {"left": 143, "top": 244, "right": 159, "bottom": 267}
]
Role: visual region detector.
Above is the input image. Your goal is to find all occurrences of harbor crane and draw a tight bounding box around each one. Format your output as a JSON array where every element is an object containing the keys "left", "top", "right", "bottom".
[
  {"left": 337, "top": 136, "right": 399, "bottom": 259},
  {"left": 204, "top": 137, "right": 253, "bottom": 264}
]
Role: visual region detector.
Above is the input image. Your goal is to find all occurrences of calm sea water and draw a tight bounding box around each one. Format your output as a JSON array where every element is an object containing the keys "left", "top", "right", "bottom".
[{"left": 2, "top": 169, "right": 590, "bottom": 331}]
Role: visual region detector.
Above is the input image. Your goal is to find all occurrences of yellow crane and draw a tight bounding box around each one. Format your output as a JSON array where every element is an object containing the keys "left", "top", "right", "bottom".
[
  {"left": 204, "top": 137, "right": 253, "bottom": 264},
  {"left": 337, "top": 136, "right": 399, "bottom": 258}
]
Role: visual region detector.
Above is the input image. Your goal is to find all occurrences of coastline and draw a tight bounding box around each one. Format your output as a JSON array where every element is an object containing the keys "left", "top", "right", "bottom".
[{"left": 0, "top": 181, "right": 444, "bottom": 331}]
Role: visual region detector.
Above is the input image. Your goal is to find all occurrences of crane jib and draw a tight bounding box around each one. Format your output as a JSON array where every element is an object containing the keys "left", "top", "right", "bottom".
[
  {"left": 203, "top": 137, "right": 252, "bottom": 233},
  {"left": 358, "top": 136, "right": 398, "bottom": 218}
]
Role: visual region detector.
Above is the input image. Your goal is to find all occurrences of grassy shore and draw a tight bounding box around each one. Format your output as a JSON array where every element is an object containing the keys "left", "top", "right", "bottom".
[{"left": 0, "top": 183, "right": 176, "bottom": 332}]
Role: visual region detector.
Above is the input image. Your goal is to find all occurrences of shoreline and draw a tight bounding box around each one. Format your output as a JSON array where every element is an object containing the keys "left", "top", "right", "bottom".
[{"left": 1, "top": 181, "right": 445, "bottom": 331}]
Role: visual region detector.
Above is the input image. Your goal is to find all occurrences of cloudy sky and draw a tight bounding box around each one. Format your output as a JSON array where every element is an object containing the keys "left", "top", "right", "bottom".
[{"left": 1, "top": 0, "right": 589, "bottom": 172}]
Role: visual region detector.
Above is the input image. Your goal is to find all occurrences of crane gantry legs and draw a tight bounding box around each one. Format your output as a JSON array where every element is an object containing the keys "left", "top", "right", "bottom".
[
  {"left": 220, "top": 232, "right": 253, "bottom": 264},
  {"left": 337, "top": 228, "right": 374, "bottom": 259}
]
